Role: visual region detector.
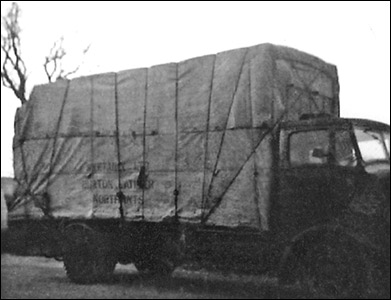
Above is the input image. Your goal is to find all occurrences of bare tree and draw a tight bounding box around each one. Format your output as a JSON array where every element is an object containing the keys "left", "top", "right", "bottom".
[
  {"left": 1, "top": 2, "right": 27, "bottom": 104},
  {"left": 44, "top": 37, "right": 90, "bottom": 83},
  {"left": 1, "top": 2, "right": 91, "bottom": 104}
]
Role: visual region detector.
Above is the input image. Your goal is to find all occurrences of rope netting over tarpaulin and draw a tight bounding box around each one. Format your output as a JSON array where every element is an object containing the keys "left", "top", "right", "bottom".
[{"left": 11, "top": 43, "right": 339, "bottom": 230}]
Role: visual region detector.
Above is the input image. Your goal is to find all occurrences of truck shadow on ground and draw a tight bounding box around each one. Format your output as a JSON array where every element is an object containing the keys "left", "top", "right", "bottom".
[
  {"left": 72, "top": 269, "right": 306, "bottom": 299},
  {"left": 107, "top": 271, "right": 387, "bottom": 299},
  {"left": 113, "top": 272, "right": 276, "bottom": 299}
]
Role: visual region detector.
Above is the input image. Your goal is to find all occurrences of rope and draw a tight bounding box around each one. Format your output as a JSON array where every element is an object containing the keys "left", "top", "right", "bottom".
[
  {"left": 201, "top": 55, "right": 217, "bottom": 218},
  {"left": 174, "top": 63, "right": 179, "bottom": 220},
  {"left": 247, "top": 61, "right": 263, "bottom": 228},
  {"left": 141, "top": 68, "right": 149, "bottom": 220},
  {"left": 89, "top": 76, "right": 95, "bottom": 177},
  {"left": 114, "top": 73, "right": 125, "bottom": 221}
]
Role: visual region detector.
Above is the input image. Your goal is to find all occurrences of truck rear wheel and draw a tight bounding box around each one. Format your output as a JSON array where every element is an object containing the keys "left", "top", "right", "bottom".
[{"left": 63, "top": 224, "right": 116, "bottom": 284}]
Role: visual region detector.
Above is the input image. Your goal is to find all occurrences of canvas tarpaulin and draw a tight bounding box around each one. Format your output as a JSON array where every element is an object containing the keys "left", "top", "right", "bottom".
[{"left": 11, "top": 43, "right": 339, "bottom": 230}]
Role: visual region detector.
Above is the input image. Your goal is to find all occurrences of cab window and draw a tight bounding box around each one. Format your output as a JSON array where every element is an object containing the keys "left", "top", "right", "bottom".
[
  {"left": 289, "top": 129, "right": 356, "bottom": 167},
  {"left": 289, "top": 130, "right": 329, "bottom": 165}
]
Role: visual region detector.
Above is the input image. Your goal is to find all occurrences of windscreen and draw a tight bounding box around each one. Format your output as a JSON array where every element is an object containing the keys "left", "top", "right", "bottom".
[{"left": 354, "top": 128, "right": 389, "bottom": 162}]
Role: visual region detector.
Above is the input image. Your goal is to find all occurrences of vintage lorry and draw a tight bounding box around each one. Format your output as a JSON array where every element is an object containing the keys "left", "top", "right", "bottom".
[{"left": 8, "top": 43, "right": 390, "bottom": 297}]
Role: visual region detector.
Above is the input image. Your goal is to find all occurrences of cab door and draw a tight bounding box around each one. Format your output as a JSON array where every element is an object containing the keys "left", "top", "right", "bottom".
[{"left": 274, "top": 123, "right": 362, "bottom": 239}]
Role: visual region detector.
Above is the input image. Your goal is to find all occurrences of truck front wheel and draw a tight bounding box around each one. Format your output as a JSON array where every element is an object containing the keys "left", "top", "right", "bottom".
[
  {"left": 63, "top": 223, "right": 117, "bottom": 284},
  {"left": 279, "top": 232, "right": 369, "bottom": 298},
  {"left": 299, "top": 240, "right": 365, "bottom": 298}
]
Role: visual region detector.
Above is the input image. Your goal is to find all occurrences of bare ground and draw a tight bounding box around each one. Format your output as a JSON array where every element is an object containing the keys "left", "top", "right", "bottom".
[{"left": 2, "top": 254, "right": 295, "bottom": 299}]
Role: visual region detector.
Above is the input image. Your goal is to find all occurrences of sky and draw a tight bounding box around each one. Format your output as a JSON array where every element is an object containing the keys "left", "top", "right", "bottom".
[{"left": 1, "top": 1, "right": 390, "bottom": 177}]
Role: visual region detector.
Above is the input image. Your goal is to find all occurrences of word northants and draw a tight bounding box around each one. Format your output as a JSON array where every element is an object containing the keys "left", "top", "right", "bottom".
[{"left": 93, "top": 194, "right": 142, "bottom": 205}]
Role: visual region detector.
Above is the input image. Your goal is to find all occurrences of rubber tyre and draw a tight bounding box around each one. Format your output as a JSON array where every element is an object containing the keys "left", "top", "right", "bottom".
[
  {"left": 280, "top": 234, "right": 368, "bottom": 299},
  {"left": 63, "top": 224, "right": 116, "bottom": 284}
]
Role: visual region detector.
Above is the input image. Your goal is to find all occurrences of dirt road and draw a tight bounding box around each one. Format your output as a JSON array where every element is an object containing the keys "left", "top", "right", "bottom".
[{"left": 1, "top": 255, "right": 283, "bottom": 299}]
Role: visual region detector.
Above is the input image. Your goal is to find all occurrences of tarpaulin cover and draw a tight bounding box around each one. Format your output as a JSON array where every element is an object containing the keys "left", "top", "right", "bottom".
[{"left": 11, "top": 43, "right": 339, "bottom": 230}]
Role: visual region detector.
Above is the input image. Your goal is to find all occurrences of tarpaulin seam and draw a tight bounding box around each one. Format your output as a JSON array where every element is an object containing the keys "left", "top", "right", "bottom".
[
  {"left": 89, "top": 76, "right": 95, "bottom": 176},
  {"left": 142, "top": 68, "right": 149, "bottom": 220},
  {"left": 247, "top": 63, "right": 263, "bottom": 228},
  {"left": 114, "top": 73, "right": 124, "bottom": 221},
  {"left": 206, "top": 48, "right": 249, "bottom": 200},
  {"left": 201, "top": 55, "right": 217, "bottom": 218},
  {"left": 202, "top": 70, "right": 325, "bottom": 223},
  {"left": 174, "top": 63, "right": 179, "bottom": 219},
  {"left": 45, "top": 80, "right": 70, "bottom": 192}
]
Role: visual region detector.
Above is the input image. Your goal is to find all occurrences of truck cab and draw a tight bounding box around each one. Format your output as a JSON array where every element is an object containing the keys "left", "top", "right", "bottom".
[
  {"left": 276, "top": 115, "right": 390, "bottom": 296},
  {"left": 275, "top": 116, "right": 390, "bottom": 238},
  {"left": 191, "top": 116, "right": 390, "bottom": 277}
]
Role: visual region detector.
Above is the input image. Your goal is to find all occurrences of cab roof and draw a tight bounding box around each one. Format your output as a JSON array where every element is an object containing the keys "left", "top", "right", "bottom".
[{"left": 281, "top": 115, "right": 390, "bottom": 132}]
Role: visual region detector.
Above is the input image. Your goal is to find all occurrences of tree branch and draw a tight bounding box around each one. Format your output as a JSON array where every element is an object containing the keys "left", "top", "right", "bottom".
[
  {"left": 1, "top": 2, "right": 91, "bottom": 104},
  {"left": 0, "top": 2, "right": 27, "bottom": 104},
  {"left": 44, "top": 37, "right": 90, "bottom": 82}
]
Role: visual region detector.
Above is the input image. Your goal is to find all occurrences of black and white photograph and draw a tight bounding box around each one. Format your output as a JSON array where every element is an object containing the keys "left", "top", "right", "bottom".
[{"left": 1, "top": 1, "right": 390, "bottom": 299}]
